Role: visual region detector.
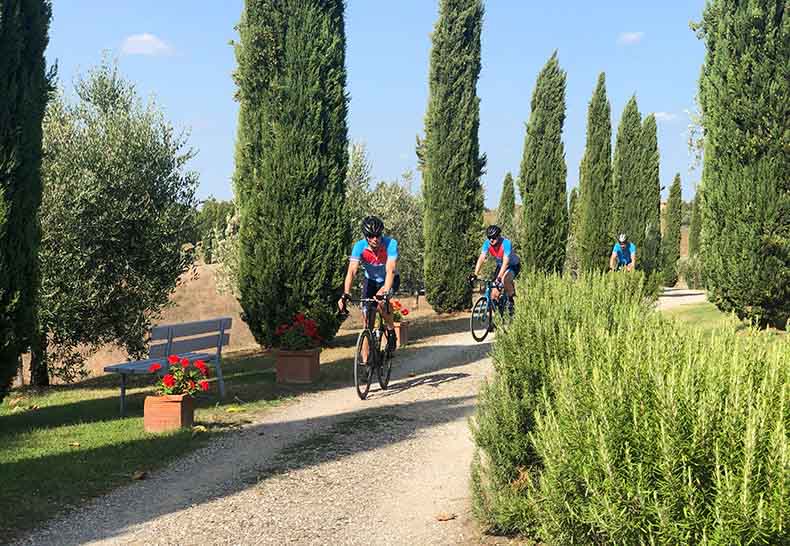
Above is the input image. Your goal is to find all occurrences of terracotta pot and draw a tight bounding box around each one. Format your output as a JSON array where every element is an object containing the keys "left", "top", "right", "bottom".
[
  {"left": 394, "top": 321, "right": 409, "bottom": 347},
  {"left": 275, "top": 348, "right": 320, "bottom": 384},
  {"left": 144, "top": 394, "right": 194, "bottom": 433}
]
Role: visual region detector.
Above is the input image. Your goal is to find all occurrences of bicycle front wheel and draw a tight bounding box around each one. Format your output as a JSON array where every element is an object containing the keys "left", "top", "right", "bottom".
[
  {"left": 470, "top": 296, "right": 491, "bottom": 342},
  {"left": 354, "top": 330, "right": 374, "bottom": 400},
  {"left": 377, "top": 329, "right": 394, "bottom": 390}
]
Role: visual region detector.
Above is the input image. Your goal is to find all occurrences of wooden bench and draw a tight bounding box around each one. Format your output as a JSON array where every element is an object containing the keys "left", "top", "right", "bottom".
[{"left": 104, "top": 317, "right": 232, "bottom": 416}]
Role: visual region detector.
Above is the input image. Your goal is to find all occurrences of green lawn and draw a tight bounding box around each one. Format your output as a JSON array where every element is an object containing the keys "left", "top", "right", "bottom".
[{"left": 663, "top": 301, "right": 787, "bottom": 343}]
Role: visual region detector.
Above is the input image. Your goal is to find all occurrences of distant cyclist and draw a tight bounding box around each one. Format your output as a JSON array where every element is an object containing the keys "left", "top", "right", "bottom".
[
  {"left": 469, "top": 225, "right": 521, "bottom": 313},
  {"left": 338, "top": 216, "right": 399, "bottom": 352},
  {"left": 610, "top": 233, "right": 637, "bottom": 272}
]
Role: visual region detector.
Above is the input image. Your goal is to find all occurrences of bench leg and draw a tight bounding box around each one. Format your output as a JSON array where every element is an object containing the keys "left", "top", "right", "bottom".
[
  {"left": 120, "top": 374, "right": 127, "bottom": 417},
  {"left": 214, "top": 359, "right": 226, "bottom": 398}
]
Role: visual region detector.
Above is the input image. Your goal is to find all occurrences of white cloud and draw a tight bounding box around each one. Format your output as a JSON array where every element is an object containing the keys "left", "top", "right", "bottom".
[
  {"left": 617, "top": 32, "right": 644, "bottom": 45},
  {"left": 653, "top": 111, "right": 678, "bottom": 122},
  {"left": 121, "top": 33, "right": 173, "bottom": 56}
]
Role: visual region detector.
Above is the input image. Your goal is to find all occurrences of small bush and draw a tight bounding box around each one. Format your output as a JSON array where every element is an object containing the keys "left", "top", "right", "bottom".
[
  {"left": 471, "top": 272, "right": 789, "bottom": 544},
  {"left": 678, "top": 255, "right": 706, "bottom": 290}
]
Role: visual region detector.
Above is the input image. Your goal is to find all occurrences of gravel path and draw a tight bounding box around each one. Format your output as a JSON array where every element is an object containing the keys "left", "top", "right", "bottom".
[
  {"left": 12, "top": 329, "right": 503, "bottom": 546},
  {"left": 656, "top": 288, "right": 707, "bottom": 310}
]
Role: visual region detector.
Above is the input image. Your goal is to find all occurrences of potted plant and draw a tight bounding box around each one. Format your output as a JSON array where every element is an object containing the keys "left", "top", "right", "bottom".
[
  {"left": 391, "top": 300, "right": 410, "bottom": 347},
  {"left": 274, "top": 313, "right": 322, "bottom": 383},
  {"left": 144, "top": 355, "right": 210, "bottom": 433}
]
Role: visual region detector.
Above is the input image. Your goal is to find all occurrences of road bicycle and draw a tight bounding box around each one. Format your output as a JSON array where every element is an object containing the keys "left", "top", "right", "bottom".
[
  {"left": 468, "top": 276, "right": 512, "bottom": 342},
  {"left": 340, "top": 294, "right": 394, "bottom": 400}
]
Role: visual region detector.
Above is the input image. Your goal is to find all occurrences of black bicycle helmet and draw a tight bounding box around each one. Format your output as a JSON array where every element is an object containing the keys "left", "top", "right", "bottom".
[
  {"left": 361, "top": 215, "right": 384, "bottom": 237},
  {"left": 618, "top": 233, "right": 628, "bottom": 244},
  {"left": 486, "top": 225, "right": 502, "bottom": 240}
]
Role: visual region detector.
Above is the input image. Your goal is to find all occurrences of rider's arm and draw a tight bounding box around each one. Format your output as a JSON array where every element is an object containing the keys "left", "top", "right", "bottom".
[
  {"left": 629, "top": 249, "right": 637, "bottom": 271},
  {"left": 343, "top": 260, "right": 359, "bottom": 295},
  {"left": 609, "top": 252, "right": 617, "bottom": 270},
  {"left": 381, "top": 238, "right": 399, "bottom": 293},
  {"left": 473, "top": 252, "right": 486, "bottom": 276},
  {"left": 382, "top": 257, "right": 397, "bottom": 293},
  {"left": 497, "top": 255, "right": 510, "bottom": 283}
]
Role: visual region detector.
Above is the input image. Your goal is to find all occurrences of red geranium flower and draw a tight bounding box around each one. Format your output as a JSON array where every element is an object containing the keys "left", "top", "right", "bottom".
[
  {"left": 401, "top": 308, "right": 410, "bottom": 316},
  {"left": 199, "top": 380, "right": 210, "bottom": 392},
  {"left": 295, "top": 313, "right": 305, "bottom": 323},
  {"left": 162, "top": 374, "right": 175, "bottom": 388},
  {"left": 148, "top": 362, "right": 162, "bottom": 373},
  {"left": 195, "top": 360, "right": 209, "bottom": 377},
  {"left": 168, "top": 354, "right": 179, "bottom": 365},
  {"left": 180, "top": 357, "right": 190, "bottom": 368}
]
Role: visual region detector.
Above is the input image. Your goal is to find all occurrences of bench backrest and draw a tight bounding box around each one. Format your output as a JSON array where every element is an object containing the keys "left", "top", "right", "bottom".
[{"left": 149, "top": 317, "right": 232, "bottom": 360}]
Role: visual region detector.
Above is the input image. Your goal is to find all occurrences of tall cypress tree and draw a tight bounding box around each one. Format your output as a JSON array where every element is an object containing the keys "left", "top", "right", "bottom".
[
  {"left": 611, "top": 95, "right": 642, "bottom": 241},
  {"left": 518, "top": 51, "right": 568, "bottom": 273},
  {"left": 662, "top": 174, "right": 682, "bottom": 286},
  {"left": 688, "top": 187, "right": 701, "bottom": 256},
  {"left": 496, "top": 172, "right": 515, "bottom": 239},
  {"left": 233, "top": 0, "right": 350, "bottom": 346},
  {"left": 422, "top": 0, "right": 485, "bottom": 312},
  {"left": 577, "top": 73, "right": 613, "bottom": 272},
  {"left": 638, "top": 113, "right": 662, "bottom": 274},
  {"left": 0, "top": 0, "right": 53, "bottom": 398},
  {"left": 697, "top": 0, "right": 788, "bottom": 328}
]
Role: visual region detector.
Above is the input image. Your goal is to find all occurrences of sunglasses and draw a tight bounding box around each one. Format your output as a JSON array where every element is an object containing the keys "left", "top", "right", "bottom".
[{"left": 366, "top": 234, "right": 382, "bottom": 240}]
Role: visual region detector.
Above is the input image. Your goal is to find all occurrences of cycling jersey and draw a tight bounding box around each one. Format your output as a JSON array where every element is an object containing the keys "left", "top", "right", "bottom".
[
  {"left": 481, "top": 237, "right": 520, "bottom": 267},
  {"left": 350, "top": 237, "right": 399, "bottom": 283},
  {"left": 612, "top": 242, "right": 637, "bottom": 265}
]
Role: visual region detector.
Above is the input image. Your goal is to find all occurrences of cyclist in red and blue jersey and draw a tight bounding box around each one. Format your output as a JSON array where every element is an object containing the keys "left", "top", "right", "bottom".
[
  {"left": 470, "top": 225, "right": 521, "bottom": 308},
  {"left": 338, "top": 216, "right": 399, "bottom": 352}
]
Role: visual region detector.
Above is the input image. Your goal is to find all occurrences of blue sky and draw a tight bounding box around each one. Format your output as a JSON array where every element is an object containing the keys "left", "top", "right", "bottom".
[{"left": 46, "top": 1, "right": 706, "bottom": 208}]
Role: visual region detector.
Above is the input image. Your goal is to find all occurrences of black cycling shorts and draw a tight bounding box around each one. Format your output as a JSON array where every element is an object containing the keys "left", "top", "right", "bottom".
[
  {"left": 493, "top": 261, "right": 521, "bottom": 280},
  {"left": 362, "top": 274, "right": 401, "bottom": 299}
]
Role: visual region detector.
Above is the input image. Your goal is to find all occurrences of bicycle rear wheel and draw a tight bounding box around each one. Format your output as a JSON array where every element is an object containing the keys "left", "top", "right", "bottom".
[
  {"left": 470, "top": 296, "right": 491, "bottom": 342},
  {"left": 354, "top": 330, "right": 374, "bottom": 400},
  {"left": 377, "top": 329, "right": 394, "bottom": 390}
]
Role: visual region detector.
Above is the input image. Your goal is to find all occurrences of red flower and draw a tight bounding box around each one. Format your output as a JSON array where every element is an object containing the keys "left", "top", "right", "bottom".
[
  {"left": 148, "top": 362, "right": 162, "bottom": 373},
  {"left": 195, "top": 361, "right": 209, "bottom": 377},
  {"left": 167, "top": 355, "right": 179, "bottom": 365},
  {"left": 180, "top": 357, "right": 190, "bottom": 368},
  {"left": 295, "top": 313, "right": 305, "bottom": 323},
  {"left": 401, "top": 308, "right": 410, "bottom": 316},
  {"left": 199, "top": 380, "right": 209, "bottom": 392},
  {"left": 162, "top": 374, "right": 175, "bottom": 388}
]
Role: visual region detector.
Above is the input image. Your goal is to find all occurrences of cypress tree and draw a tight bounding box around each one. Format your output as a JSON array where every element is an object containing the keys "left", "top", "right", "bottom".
[
  {"left": 233, "top": 0, "right": 350, "bottom": 346},
  {"left": 0, "top": 0, "right": 53, "bottom": 397},
  {"left": 518, "top": 51, "right": 568, "bottom": 273},
  {"left": 611, "top": 95, "right": 642, "bottom": 242},
  {"left": 496, "top": 172, "right": 515, "bottom": 239},
  {"left": 688, "top": 187, "right": 701, "bottom": 256},
  {"left": 422, "top": 0, "right": 485, "bottom": 312},
  {"left": 638, "top": 113, "right": 662, "bottom": 274},
  {"left": 662, "top": 174, "right": 682, "bottom": 286},
  {"left": 697, "top": 0, "right": 788, "bottom": 328},
  {"left": 577, "top": 73, "right": 613, "bottom": 272}
]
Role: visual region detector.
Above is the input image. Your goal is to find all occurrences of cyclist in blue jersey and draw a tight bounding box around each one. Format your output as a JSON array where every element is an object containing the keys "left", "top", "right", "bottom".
[
  {"left": 609, "top": 233, "right": 637, "bottom": 272},
  {"left": 338, "top": 216, "right": 399, "bottom": 352},
  {"left": 470, "top": 225, "right": 521, "bottom": 310}
]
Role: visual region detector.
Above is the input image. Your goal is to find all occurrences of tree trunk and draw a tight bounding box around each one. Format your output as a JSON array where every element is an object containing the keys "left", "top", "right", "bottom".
[{"left": 29, "top": 332, "right": 49, "bottom": 387}]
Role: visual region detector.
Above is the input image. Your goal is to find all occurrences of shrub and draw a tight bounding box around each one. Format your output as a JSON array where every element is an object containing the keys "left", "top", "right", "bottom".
[
  {"left": 678, "top": 255, "right": 706, "bottom": 290},
  {"left": 471, "top": 272, "right": 788, "bottom": 544}
]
